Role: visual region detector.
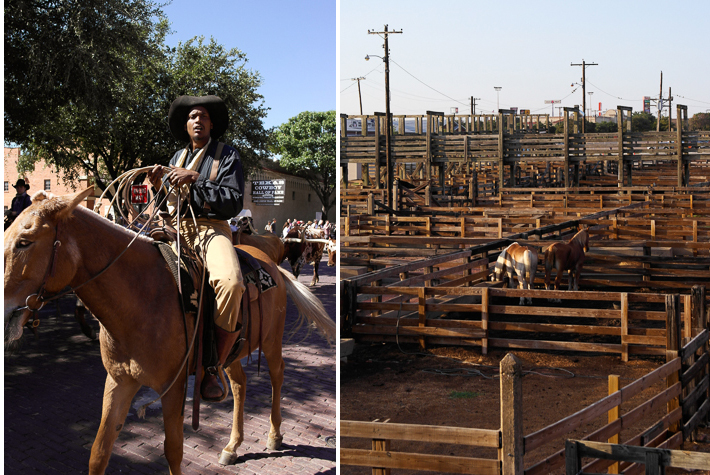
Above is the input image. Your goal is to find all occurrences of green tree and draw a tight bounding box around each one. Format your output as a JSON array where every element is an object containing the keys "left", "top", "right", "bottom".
[
  {"left": 5, "top": 0, "right": 163, "bottom": 146},
  {"left": 6, "top": 2, "right": 270, "bottom": 194},
  {"left": 595, "top": 121, "right": 618, "bottom": 133},
  {"left": 631, "top": 112, "right": 656, "bottom": 132},
  {"left": 272, "top": 111, "right": 336, "bottom": 219},
  {"left": 690, "top": 113, "right": 710, "bottom": 131}
]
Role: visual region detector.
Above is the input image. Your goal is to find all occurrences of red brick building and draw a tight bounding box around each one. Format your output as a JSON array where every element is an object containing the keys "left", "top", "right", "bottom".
[{"left": 4, "top": 147, "right": 108, "bottom": 213}]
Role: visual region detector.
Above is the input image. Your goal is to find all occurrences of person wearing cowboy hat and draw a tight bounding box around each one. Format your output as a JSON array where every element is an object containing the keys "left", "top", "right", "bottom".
[
  {"left": 148, "top": 95, "right": 245, "bottom": 402},
  {"left": 8, "top": 179, "right": 32, "bottom": 221}
]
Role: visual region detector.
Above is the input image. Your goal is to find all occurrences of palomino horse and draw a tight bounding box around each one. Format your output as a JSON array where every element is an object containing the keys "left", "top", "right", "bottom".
[
  {"left": 544, "top": 228, "right": 589, "bottom": 300},
  {"left": 492, "top": 242, "right": 539, "bottom": 305},
  {"left": 4, "top": 188, "right": 335, "bottom": 475}
]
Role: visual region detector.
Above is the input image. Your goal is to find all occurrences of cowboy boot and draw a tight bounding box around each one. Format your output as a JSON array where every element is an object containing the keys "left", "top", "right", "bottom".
[{"left": 201, "top": 325, "right": 241, "bottom": 401}]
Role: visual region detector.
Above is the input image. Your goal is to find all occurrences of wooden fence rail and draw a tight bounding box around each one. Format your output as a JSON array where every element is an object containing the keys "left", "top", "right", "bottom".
[
  {"left": 341, "top": 329, "right": 710, "bottom": 474},
  {"left": 341, "top": 108, "right": 710, "bottom": 193},
  {"left": 565, "top": 439, "right": 710, "bottom": 474}
]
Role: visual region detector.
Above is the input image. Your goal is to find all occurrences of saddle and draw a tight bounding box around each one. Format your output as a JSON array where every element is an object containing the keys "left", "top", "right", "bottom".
[{"left": 149, "top": 223, "right": 271, "bottom": 429}]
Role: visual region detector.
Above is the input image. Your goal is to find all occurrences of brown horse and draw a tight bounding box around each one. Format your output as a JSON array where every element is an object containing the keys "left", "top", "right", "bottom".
[
  {"left": 544, "top": 228, "right": 589, "bottom": 300},
  {"left": 4, "top": 187, "right": 335, "bottom": 475}
]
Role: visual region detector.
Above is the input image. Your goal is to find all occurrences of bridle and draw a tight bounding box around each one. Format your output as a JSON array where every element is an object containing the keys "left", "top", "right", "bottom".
[
  {"left": 12, "top": 221, "right": 64, "bottom": 327},
  {"left": 11, "top": 202, "right": 159, "bottom": 328}
]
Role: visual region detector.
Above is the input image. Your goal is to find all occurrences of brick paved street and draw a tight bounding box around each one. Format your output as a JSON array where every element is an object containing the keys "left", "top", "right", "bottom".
[{"left": 5, "top": 257, "right": 336, "bottom": 474}]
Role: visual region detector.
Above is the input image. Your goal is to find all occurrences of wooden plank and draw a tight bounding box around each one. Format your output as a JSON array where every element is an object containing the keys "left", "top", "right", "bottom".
[
  {"left": 680, "top": 329, "right": 709, "bottom": 360},
  {"left": 684, "top": 397, "right": 710, "bottom": 440},
  {"left": 621, "top": 358, "right": 681, "bottom": 403},
  {"left": 490, "top": 338, "right": 621, "bottom": 355},
  {"left": 340, "top": 420, "right": 500, "bottom": 447},
  {"left": 524, "top": 390, "right": 622, "bottom": 453},
  {"left": 340, "top": 448, "right": 500, "bottom": 474},
  {"left": 681, "top": 352, "right": 709, "bottom": 387},
  {"left": 571, "top": 439, "right": 710, "bottom": 470}
]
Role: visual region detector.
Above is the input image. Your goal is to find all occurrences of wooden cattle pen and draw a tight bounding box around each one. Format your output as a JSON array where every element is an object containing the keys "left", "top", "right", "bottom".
[
  {"left": 339, "top": 112, "right": 710, "bottom": 472},
  {"left": 341, "top": 330, "right": 710, "bottom": 474},
  {"left": 340, "top": 105, "right": 710, "bottom": 201}
]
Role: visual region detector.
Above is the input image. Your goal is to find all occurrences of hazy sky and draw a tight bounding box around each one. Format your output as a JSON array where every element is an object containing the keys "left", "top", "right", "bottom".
[
  {"left": 339, "top": 0, "right": 710, "bottom": 118},
  {"left": 163, "top": 0, "right": 336, "bottom": 130}
]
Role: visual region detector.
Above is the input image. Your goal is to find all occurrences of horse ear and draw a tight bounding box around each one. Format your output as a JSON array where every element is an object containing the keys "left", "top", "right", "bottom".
[{"left": 57, "top": 186, "right": 95, "bottom": 220}]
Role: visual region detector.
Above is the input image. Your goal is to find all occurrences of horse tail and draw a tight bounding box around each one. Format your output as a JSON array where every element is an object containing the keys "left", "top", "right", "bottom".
[
  {"left": 543, "top": 245, "right": 555, "bottom": 288},
  {"left": 524, "top": 248, "right": 538, "bottom": 288},
  {"left": 277, "top": 266, "right": 335, "bottom": 345}
]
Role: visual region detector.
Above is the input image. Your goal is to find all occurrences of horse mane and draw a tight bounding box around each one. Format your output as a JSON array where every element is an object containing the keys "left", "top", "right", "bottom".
[
  {"left": 72, "top": 205, "right": 155, "bottom": 245},
  {"left": 571, "top": 228, "right": 588, "bottom": 247}
]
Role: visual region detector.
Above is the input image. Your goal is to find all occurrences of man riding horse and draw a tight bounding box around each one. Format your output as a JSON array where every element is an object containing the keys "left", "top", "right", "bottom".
[{"left": 148, "top": 95, "right": 244, "bottom": 402}]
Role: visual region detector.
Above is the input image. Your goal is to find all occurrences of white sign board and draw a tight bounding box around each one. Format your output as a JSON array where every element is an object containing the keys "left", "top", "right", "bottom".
[{"left": 251, "top": 179, "right": 285, "bottom": 206}]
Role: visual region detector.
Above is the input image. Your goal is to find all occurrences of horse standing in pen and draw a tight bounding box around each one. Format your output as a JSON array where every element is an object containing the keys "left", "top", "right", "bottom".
[
  {"left": 492, "top": 242, "right": 539, "bottom": 305},
  {"left": 544, "top": 228, "right": 589, "bottom": 301}
]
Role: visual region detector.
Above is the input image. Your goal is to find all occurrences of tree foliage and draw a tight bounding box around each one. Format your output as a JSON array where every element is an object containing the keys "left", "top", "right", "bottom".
[
  {"left": 690, "top": 113, "right": 710, "bottom": 131},
  {"left": 5, "top": 1, "right": 270, "bottom": 194},
  {"left": 631, "top": 112, "right": 656, "bottom": 132},
  {"left": 271, "top": 111, "right": 336, "bottom": 218},
  {"left": 5, "top": 0, "right": 162, "bottom": 144}
]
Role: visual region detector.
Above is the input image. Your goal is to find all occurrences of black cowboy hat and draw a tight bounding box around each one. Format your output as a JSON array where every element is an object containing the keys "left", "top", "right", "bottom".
[
  {"left": 168, "top": 95, "right": 229, "bottom": 143},
  {"left": 12, "top": 179, "right": 29, "bottom": 190}
]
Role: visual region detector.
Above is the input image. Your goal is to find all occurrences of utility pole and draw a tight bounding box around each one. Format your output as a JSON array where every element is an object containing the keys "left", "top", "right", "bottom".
[
  {"left": 571, "top": 60, "right": 598, "bottom": 133},
  {"left": 351, "top": 77, "right": 366, "bottom": 114},
  {"left": 657, "top": 72, "right": 664, "bottom": 131},
  {"left": 368, "top": 24, "right": 402, "bottom": 207},
  {"left": 668, "top": 86, "right": 673, "bottom": 131},
  {"left": 470, "top": 96, "right": 481, "bottom": 115}
]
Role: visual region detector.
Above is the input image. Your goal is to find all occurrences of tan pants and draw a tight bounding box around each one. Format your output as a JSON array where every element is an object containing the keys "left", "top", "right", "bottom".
[{"left": 180, "top": 218, "right": 244, "bottom": 332}]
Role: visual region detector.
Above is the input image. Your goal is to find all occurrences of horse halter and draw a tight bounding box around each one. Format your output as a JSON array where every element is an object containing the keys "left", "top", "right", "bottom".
[{"left": 13, "top": 221, "right": 63, "bottom": 328}]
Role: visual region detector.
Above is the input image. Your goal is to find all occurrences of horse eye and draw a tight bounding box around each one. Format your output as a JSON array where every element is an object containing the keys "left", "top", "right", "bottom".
[{"left": 16, "top": 239, "right": 32, "bottom": 249}]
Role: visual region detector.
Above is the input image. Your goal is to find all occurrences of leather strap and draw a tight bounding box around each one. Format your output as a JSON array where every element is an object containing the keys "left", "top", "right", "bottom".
[{"left": 209, "top": 142, "right": 225, "bottom": 182}]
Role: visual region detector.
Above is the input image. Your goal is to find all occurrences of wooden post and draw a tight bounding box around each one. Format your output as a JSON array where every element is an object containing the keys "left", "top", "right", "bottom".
[
  {"left": 418, "top": 286, "right": 426, "bottom": 350},
  {"left": 481, "top": 287, "right": 489, "bottom": 355},
  {"left": 621, "top": 293, "right": 629, "bottom": 362},
  {"left": 565, "top": 440, "right": 581, "bottom": 475},
  {"left": 691, "top": 286, "right": 706, "bottom": 334},
  {"left": 563, "top": 108, "right": 570, "bottom": 189},
  {"left": 666, "top": 293, "right": 681, "bottom": 434},
  {"left": 617, "top": 107, "right": 629, "bottom": 189},
  {"left": 677, "top": 105, "right": 685, "bottom": 187},
  {"left": 500, "top": 353, "right": 523, "bottom": 475},
  {"left": 372, "top": 437, "right": 391, "bottom": 475},
  {"left": 498, "top": 112, "right": 505, "bottom": 195},
  {"left": 606, "top": 375, "right": 621, "bottom": 474},
  {"left": 374, "top": 115, "right": 381, "bottom": 189},
  {"left": 367, "top": 193, "right": 374, "bottom": 215}
]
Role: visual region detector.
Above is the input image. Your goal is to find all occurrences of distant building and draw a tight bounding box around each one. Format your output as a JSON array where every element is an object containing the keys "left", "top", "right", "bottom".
[{"left": 3, "top": 147, "right": 108, "bottom": 212}]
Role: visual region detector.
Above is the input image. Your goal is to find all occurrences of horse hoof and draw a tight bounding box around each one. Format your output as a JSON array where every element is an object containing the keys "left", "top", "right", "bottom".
[
  {"left": 218, "top": 449, "right": 239, "bottom": 465},
  {"left": 266, "top": 435, "right": 283, "bottom": 450}
]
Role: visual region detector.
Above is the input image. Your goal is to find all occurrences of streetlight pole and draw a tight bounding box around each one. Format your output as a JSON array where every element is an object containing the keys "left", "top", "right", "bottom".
[
  {"left": 494, "top": 87, "right": 502, "bottom": 113},
  {"left": 368, "top": 25, "right": 402, "bottom": 207},
  {"left": 588, "top": 91, "right": 594, "bottom": 119}
]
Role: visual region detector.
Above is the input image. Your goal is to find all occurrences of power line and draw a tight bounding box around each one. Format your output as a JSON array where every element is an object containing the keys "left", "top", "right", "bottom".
[{"left": 389, "top": 59, "right": 468, "bottom": 107}]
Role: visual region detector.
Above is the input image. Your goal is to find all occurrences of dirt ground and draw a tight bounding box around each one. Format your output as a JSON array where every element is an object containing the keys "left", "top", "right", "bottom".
[{"left": 340, "top": 342, "right": 710, "bottom": 475}]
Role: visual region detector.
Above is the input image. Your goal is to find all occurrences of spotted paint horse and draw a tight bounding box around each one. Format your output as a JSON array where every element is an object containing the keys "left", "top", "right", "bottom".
[
  {"left": 282, "top": 226, "right": 327, "bottom": 286},
  {"left": 492, "top": 242, "right": 539, "bottom": 305}
]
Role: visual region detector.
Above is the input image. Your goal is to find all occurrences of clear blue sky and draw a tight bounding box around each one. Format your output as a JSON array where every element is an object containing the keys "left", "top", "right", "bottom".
[
  {"left": 340, "top": 0, "right": 710, "bottom": 118},
  {"left": 161, "top": 0, "right": 336, "bottom": 130}
]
